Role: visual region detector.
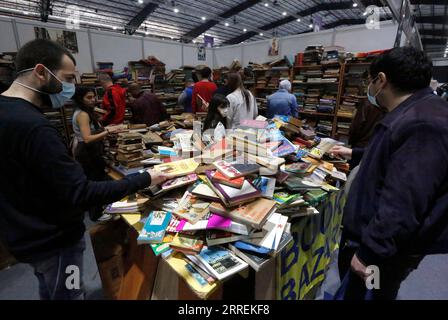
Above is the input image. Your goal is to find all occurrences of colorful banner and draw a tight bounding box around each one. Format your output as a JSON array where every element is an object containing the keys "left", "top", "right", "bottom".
[{"left": 276, "top": 189, "right": 347, "bottom": 300}]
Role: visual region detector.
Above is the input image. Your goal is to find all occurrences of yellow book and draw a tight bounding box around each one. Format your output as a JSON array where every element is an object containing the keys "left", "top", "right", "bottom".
[{"left": 153, "top": 158, "right": 200, "bottom": 177}]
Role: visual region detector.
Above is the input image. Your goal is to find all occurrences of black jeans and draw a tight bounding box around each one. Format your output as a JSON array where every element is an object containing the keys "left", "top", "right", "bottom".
[
  {"left": 75, "top": 141, "right": 107, "bottom": 221},
  {"left": 338, "top": 234, "right": 423, "bottom": 300},
  {"left": 29, "top": 238, "right": 86, "bottom": 300}
]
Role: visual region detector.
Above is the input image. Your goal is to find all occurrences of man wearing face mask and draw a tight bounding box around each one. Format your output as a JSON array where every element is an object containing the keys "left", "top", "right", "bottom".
[
  {"left": 0, "top": 39, "right": 170, "bottom": 300},
  {"left": 333, "top": 47, "right": 448, "bottom": 300}
]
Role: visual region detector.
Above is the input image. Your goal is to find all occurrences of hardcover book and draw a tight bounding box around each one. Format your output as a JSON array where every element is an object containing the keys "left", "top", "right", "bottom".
[{"left": 212, "top": 170, "right": 245, "bottom": 189}]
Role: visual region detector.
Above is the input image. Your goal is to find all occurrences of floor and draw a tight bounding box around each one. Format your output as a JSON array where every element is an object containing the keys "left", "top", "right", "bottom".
[{"left": 1, "top": 215, "right": 448, "bottom": 300}]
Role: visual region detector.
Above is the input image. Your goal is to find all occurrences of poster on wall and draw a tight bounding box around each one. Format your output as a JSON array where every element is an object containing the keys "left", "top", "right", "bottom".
[
  {"left": 204, "top": 36, "right": 214, "bottom": 48},
  {"left": 197, "top": 43, "right": 206, "bottom": 61},
  {"left": 268, "top": 38, "right": 279, "bottom": 56},
  {"left": 34, "top": 27, "right": 79, "bottom": 54}
]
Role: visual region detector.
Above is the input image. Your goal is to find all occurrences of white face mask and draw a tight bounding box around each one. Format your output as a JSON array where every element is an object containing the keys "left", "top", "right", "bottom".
[
  {"left": 367, "top": 76, "right": 383, "bottom": 108},
  {"left": 218, "top": 106, "right": 229, "bottom": 117}
]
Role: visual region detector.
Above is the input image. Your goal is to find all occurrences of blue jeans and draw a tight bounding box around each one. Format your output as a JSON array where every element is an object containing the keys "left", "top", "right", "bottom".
[{"left": 29, "top": 238, "right": 86, "bottom": 300}]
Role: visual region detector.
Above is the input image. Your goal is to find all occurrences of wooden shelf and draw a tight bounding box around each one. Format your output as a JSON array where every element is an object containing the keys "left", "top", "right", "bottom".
[
  {"left": 299, "top": 111, "right": 335, "bottom": 117},
  {"left": 294, "top": 63, "right": 341, "bottom": 69},
  {"left": 293, "top": 82, "right": 339, "bottom": 85}
]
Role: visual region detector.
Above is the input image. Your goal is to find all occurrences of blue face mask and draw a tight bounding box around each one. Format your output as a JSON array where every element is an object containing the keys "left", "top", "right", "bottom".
[
  {"left": 15, "top": 66, "right": 75, "bottom": 109},
  {"left": 367, "top": 76, "right": 382, "bottom": 108}
]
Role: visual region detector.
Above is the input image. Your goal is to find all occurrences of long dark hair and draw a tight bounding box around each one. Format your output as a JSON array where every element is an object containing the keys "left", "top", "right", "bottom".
[
  {"left": 227, "top": 72, "right": 251, "bottom": 111},
  {"left": 203, "top": 94, "right": 229, "bottom": 131},
  {"left": 72, "top": 85, "right": 100, "bottom": 130}
]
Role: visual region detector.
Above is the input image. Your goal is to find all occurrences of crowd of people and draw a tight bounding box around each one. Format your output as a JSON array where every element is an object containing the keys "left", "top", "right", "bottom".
[{"left": 1, "top": 39, "right": 447, "bottom": 301}]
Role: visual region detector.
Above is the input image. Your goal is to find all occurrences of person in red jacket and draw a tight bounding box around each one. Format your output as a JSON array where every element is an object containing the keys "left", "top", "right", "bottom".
[
  {"left": 99, "top": 73, "right": 126, "bottom": 125},
  {"left": 192, "top": 67, "right": 217, "bottom": 113}
]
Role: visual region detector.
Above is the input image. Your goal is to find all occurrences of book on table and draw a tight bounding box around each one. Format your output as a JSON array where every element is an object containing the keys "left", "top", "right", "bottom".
[
  {"left": 169, "top": 233, "right": 204, "bottom": 255},
  {"left": 137, "top": 211, "right": 172, "bottom": 244}
]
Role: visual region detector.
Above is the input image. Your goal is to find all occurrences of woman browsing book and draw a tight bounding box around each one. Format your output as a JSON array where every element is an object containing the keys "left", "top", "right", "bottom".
[
  {"left": 203, "top": 94, "right": 230, "bottom": 131},
  {"left": 226, "top": 72, "right": 258, "bottom": 129},
  {"left": 72, "top": 86, "right": 124, "bottom": 222}
]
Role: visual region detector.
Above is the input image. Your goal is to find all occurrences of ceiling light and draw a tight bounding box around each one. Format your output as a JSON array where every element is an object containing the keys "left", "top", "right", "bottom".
[
  {"left": 363, "top": 11, "right": 367, "bottom": 16},
  {"left": 145, "top": 31, "right": 149, "bottom": 35},
  {"left": 201, "top": 16, "right": 206, "bottom": 21},
  {"left": 225, "top": 22, "right": 229, "bottom": 26},
  {"left": 353, "top": 3, "right": 358, "bottom": 7},
  {"left": 297, "top": 18, "right": 301, "bottom": 22},
  {"left": 173, "top": 8, "right": 179, "bottom": 13},
  {"left": 138, "top": 0, "right": 144, "bottom": 4},
  {"left": 264, "top": 2, "right": 269, "bottom": 7},
  {"left": 193, "top": 40, "right": 196, "bottom": 43},
  {"left": 282, "top": 12, "right": 287, "bottom": 16},
  {"left": 170, "top": 36, "right": 174, "bottom": 39},
  {"left": 243, "top": 28, "right": 247, "bottom": 32},
  {"left": 309, "top": 24, "right": 313, "bottom": 28},
  {"left": 112, "top": 26, "right": 117, "bottom": 30},
  {"left": 259, "top": 33, "right": 264, "bottom": 36},
  {"left": 24, "top": 11, "right": 29, "bottom": 15}
]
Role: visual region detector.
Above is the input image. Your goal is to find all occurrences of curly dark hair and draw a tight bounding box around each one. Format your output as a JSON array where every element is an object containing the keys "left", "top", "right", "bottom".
[{"left": 370, "top": 47, "right": 432, "bottom": 94}]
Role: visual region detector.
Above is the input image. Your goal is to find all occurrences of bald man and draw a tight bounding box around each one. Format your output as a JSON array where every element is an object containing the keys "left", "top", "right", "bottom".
[
  {"left": 266, "top": 79, "right": 298, "bottom": 118},
  {"left": 128, "top": 83, "right": 167, "bottom": 126}
]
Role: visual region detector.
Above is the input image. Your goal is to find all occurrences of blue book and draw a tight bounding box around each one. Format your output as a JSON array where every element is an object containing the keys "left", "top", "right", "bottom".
[
  {"left": 272, "top": 138, "right": 297, "bottom": 157},
  {"left": 137, "top": 211, "right": 172, "bottom": 244},
  {"left": 233, "top": 241, "right": 272, "bottom": 255}
]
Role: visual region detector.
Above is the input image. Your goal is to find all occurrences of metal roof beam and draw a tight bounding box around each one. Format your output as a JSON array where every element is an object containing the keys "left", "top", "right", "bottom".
[
  {"left": 181, "top": 0, "right": 262, "bottom": 42},
  {"left": 224, "top": 0, "right": 385, "bottom": 45},
  {"left": 125, "top": 2, "right": 159, "bottom": 35}
]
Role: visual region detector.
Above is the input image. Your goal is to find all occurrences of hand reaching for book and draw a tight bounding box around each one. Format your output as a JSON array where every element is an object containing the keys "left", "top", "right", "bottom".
[
  {"left": 329, "top": 145, "right": 352, "bottom": 160},
  {"left": 106, "top": 125, "right": 126, "bottom": 134},
  {"left": 147, "top": 169, "right": 173, "bottom": 186}
]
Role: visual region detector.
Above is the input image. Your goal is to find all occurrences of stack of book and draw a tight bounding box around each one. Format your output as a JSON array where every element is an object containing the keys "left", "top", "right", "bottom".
[
  {"left": 322, "top": 67, "right": 340, "bottom": 83},
  {"left": 338, "top": 95, "right": 361, "bottom": 118},
  {"left": 116, "top": 132, "right": 147, "bottom": 169},
  {"left": 318, "top": 95, "right": 336, "bottom": 113},
  {"left": 315, "top": 120, "right": 333, "bottom": 137},
  {"left": 303, "top": 89, "right": 320, "bottom": 112},
  {"left": 96, "top": 62, "right": 113, "bottom": 75},
  {"left": 304, "top": 69, "right": 323, "bottom": 83},
  {"left": 303, "top": 46, "right": 324, "bottom": 65},
  {"left": 80, "top": 73, "right": 98, "bottom": 85},
  {"left": 321, "top": 46, "right": 346, "bottom": 65}
]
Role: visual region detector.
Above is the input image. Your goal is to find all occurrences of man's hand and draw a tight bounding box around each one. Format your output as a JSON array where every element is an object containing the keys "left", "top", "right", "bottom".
[
  {"left": 329, "top": 145, "right": 353, "bottom": 160},
  {"left": 147, "top": 169, "right": 173, "bottom": 186},
  {"left": 350, "top": 253, "right": 370, "bottom": 281}
]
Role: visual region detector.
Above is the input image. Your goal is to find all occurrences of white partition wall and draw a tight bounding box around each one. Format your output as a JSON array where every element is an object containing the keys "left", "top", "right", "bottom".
[
  {"left": 144, "top": 39, "right": 182, "bottom": 71},
  {"left": 183, "top": 44, "right": 213, "bottom": 68},
  {"left": 0, "top": 15, "right": 398, "bottom": 74},
  {"left": 214, "top": 44, "right": 242, "bottom": 69},
  {"left": 91, "top": 33, "right": 142, "bottom": 71}
]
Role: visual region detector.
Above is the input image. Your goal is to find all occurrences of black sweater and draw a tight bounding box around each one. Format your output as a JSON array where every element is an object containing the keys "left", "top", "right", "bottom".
[{"left": 0, "top": 96, "right": 151, "bottom": 263}]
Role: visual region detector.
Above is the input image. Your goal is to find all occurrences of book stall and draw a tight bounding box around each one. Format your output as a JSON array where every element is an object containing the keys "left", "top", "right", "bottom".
[{"left": 90, "top": 111, "right": 350, "bottom": 300}]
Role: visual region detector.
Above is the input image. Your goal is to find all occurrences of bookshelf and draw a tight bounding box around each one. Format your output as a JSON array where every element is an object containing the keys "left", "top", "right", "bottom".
[
  {"left": 292, "top": 63, "right": 344, "bottom": 138},
  {"left": 335, "top": 62, "right": 371, "bottom": 142}
]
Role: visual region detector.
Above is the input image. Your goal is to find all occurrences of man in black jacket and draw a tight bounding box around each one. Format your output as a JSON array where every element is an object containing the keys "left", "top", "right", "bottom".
[
  {"left": 332, "top": 47, "right": 448, "bottom": 299},
  {"left": 0, "top": 39, "right": 169, "bottom": 300}
]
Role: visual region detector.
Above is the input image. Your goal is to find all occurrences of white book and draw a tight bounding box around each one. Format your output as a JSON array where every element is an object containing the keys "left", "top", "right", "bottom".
[{"left": 218, "top": 180, "right": 258, "bottom": 199}]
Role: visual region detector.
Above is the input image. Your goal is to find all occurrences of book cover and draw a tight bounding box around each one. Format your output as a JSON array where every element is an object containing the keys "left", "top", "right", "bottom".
[
  {"left": 205, "top": 231, "right": 250, "bottom": 246},
  {"left": 205, "top": 171, "right": 261, "bottom": 206},
  {"left": 284, "top": 162, "right": 313, "bottom": 174},
  {"left": 272, "top": 138, "right": 297, "bottom": 157},
  {"left": 191, "top": 183, "right": 222, "bottom": 202},
  {"left": 150, "top": 243, "right": 171, "bottom": 256},
  {"left": 213, "top": 160, "right": 242, "bottom": 179},
  {"left": 228, "top": 244, "right": 271, "bottom": 272},
  {"left": 174, "top": 190, "right": 210, "bottom": 224},
  {"left": 195, "top": 246, "right": 249, "bottom": 281},
  {"left": 154, "top": 158, "right": 199, "bottom": 177},
  {"left": 253, "top": 176, "right": 276, "bottom": 199},
  {"left": 137, "top": 211, "right": 172, "bottom": 244},
  {"left": 161, "top": 174, "right": 198, "bottom": 191},
  {"left": 212, "top": 170, "right": 245, "bottom": 189},
  {"left": 176, "top": 213, "right": 232, "bottom": 232},
  {"left": 209, "top": 198, "right": 276, "bottom": 230},
  {"left": 170, "top": 233, "right": 204, "bottom": 254}
]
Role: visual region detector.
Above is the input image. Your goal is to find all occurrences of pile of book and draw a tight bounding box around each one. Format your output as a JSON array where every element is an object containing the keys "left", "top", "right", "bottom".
[
  {"left": 322, "top": 67, "right": 340, "bottom": 83},
  {"left": 315, "top": 120, "right": 333, "bottom": 137},
  {"left": 304, "top": 69, "right": 323, "bottom": 83},
  {"left": 80, "top": 73, "right": 98, "bottom": 85},
  {"left": 116, "top": 132, "right": 148, "bottom": 169},
  {"left": 129, "top": 60, "right": 152, "bottom": 83},
  {"left": 303, "top": 89, "right": 320, "bottom": 112},
  {"left": 318, "top": 94, "right": 336, "bottom": 113},
  {"left": 102, "top": 113, "right": 351, "bottom": 298},
  {"left": 303, "top": 46, "right": 324, "bottom": 65},
  {"left": 96, "top": 62, "right": 113, "bottom": 75},
  {"left": 321, "top": 46, "right": 346, "bottom": 65},
  {"left": 166, "top": 69, "right": 186, "bottom": 94},
  {"left": 338, "top": 95, "right": 362, "bottom": 118}
]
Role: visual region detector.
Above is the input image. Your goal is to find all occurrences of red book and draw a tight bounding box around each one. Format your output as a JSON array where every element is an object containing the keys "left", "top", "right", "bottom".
[{"left": 212, "top": 170, "right": 245, "bottom": 189}]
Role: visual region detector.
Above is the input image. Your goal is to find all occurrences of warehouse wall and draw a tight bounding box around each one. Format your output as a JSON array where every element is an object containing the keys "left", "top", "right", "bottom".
[
  {"left": 0, "top": 15, "right": 398, "bottom": 74},
  {"left": 214, "top": 20, "right": 398, "bottom": 68}
]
